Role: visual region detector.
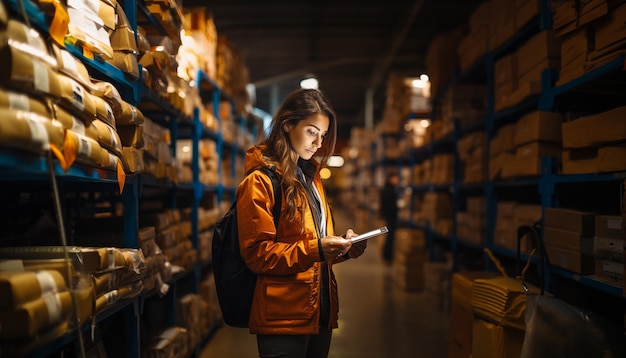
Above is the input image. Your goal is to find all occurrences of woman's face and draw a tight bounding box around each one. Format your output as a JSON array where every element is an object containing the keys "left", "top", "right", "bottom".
[{"left": 285, "top": 113, "right": 330, "bottom": 160}]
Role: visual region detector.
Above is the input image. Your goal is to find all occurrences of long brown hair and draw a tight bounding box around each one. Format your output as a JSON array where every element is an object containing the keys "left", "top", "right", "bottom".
[{"left": 262, "top": 88, "right": 337, "bottom": 223}]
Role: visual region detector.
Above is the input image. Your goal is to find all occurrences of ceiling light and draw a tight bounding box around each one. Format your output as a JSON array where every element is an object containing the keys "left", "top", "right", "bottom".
[
  {"left": 420, "top": 73, "right": 429, "bottom": 82},
  {"left": 327, "top": 155, "right": 345, "bottom": 167},
  {"left": 300, "top": 75, "right": 319, "bottom": 89}
]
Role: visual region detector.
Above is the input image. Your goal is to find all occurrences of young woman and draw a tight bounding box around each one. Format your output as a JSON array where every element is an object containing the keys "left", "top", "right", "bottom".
[{"left": 236, "top": 88, "right": 367, "bottom": 358}]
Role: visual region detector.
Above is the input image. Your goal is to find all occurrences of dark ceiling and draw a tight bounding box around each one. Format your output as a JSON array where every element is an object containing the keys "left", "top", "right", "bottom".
[{"left": 183, "top": 0, "right": 484, "bottom": 142}]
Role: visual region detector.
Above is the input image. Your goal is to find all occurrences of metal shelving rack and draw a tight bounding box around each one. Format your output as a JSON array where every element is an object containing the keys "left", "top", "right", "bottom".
[
  {"left": 0, "top": 0, "right": 253, "bottom": 356},
  {"left": 404, "top": 0, "right": 626, "bottom": 302}
]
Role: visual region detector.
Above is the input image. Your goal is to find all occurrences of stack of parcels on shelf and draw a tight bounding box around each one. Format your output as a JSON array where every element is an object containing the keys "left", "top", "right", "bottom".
[
  {"left": 348, "top": 127, "right": 376, "bottom": 170},
  {"left": 392, "top": 228, "right": 427, "bottom": 292},
  {"left": 430, "top": 153, "right": 454, "bottom": 184},
  {"left": 425, "top": 118, "right": 454, "bottom": 143},
  {"left": 143, "top": 326, "right": 189, "bottom": 358},
  {"left": 138, "top": 226, "right": 172, "bottom": 296},
  {"left": 493, "top": 30, "right": 561, "bottom": 112},
  {"left": 456, "top": 196, "right": 486, "bottom": 246},
  {"left": 553, "top": 0, "right": 626, "bottom": 86},
  {"left": 138, "top": 35, "right": 198, "bottom": 117},
  {"left": 215, "top": 36, "right": 252, "bottom": 117},
  {"left": 0, "top": 246, "right": 146, "bottom": 338},
  {"left": 181, "top": 7, "right": 218, "bottom": 82},
  {"left": 65, "top": 0, "right": 115, "bottom": 60},
  {"left": 175, "top": 139, "right": 218, "bottom": 185},
  {"left": 489, "top": 122, "right": 515, "bottom": 179},
  {"left": 197, "top": 206, "right": 221, "bottom": 263},
  {"left": 0, "top": 18, "right": 146, "bottom": 178},
  {"left": 401, "top": 118, "right": 429, "bottom": 151},
  {"left": 544, "top": 208, "right": 596, "bottom": 275},
  {"left": 457, "top": 0, "right": 542, "bottom": 73},
  {"left": 448, "top": 271, "right": 497, "bottom": 358},
  {"left": 145, "top": 208, "right": 197, "bottom": 271},
  {"left": 457, "top": 0, "right": 492, "bottom": 72},
  {"left": 494, "top": 202, "right": 542, "bottom": 252},
  {"left": 373, "top": 134, "right": 403, "bottom": 162},
  {"left": 592, "top": 215, "right": 624, "bottom": 285},
  {"left": 471, "top": 276, "right": 540, "bottom": 357},
  {"left": 457, "top": 131, "right": 486, "bottom": 184},
  {"left": 410, "top": 158, "right": 431, "bottom": 185},
  {"left": 418, "top": 192, "right": 453, "bottom": 236},
  {"left": 561, "top": 105, "right": 626, "bottom": 174},
  {"left": 425, "top": 28, "right": 463, "bottom": 98},
  {"left": 125, "top": 117, "right": 176, "bottom": 180},
  {"left": 440, "top": 84, "right": 487, "bottom": 130},
  {"left": 502, "top": 111, "right": 563, "bottom": 177},
  {"left": 24, "top": 215, "right": 168, "bottom": 296},
  {"left": 176, "top": 294, "right": 210, "bottom": 354},
  {"left": 199, "top": 274, "right": 222, "bottom": 328},
  {"left": 0, "top": 269, "right": 92, "bottom": 355},
  {"left": 142, "top": 0, "right": 184, "bottom": 48},
  {"left": 106, "top": 2, "right": 140, "bottom": 78},
  {"left": 423, "top": 256, "right": 453, "bottom": 310}
]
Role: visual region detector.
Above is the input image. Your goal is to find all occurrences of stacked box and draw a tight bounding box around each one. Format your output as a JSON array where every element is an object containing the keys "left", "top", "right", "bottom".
[
  {"left": 561, "top": 106, "right": 626, "bottom": 174},
  {"left": 593, "top": 215, "right": 624, "bottom": 285},
  {"left": 544, "top": 208, "right": 596, "bottom": 274},
  {"left": 494, "top": 201, "right": 517, "bottom": 250},
  {"left": 489, "top": 123, "right": 515, "bottom": 179},
  {"left": 502, "top": 111, "right": 563, "bottom": 177},
  {"left": 420, "top": 192, "right": 453, "bottom": 236},
  {"left": 431, "top": 153, "right": 454, "bottom": 184},
  {"left": 392, "top": 229, "right": 427, "bottom": 291},
  {"left": 457, "top": 196, "right": 487, "bottom": 245},
  {"left": 448, "top": 271, "right": 497, "bottom": 358},
  {"left": 458, "top": 132, "right": 487, "bottom": 183},
  {"left": 425, "top": 28, "right": 463, "bottom": 97},
  {"left": 440, "top": 84, "right": 487, "bottom": 129}
]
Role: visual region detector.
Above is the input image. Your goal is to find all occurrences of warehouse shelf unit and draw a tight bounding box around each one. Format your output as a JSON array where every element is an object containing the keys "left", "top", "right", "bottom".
[
  {"left": 0, "top": 0, "right": 251, "bottom": 356},
  {"left": 406, "top": 0, "right": 626, "bottom": 311}
]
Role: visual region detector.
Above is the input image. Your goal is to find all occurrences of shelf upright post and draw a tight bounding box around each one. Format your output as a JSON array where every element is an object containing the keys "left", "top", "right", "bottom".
[
  {"left": 121, "top": 0, "right": 140, "bottom": 104},
  {"left": 190, "top": 104, "right": 203, "bottom": 294},
  {"left": 484, "top": 53, "right": 496, "bottom": 272},
  {"left": 451, "top": 118, "right": 460, "bottom": 271},
  {"left": 121, "top": 174, "right": 140, "bottom": 358}
]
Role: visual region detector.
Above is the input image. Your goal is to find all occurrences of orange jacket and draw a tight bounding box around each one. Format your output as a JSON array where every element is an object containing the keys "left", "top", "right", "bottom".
[{"left": 236, "top": 145, "right": 343, "bottom": 335}]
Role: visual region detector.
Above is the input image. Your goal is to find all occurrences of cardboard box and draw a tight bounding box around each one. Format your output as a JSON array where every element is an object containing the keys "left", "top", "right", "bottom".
[
  {"left": 515, "top": 0, "right": 541, "bottom": 30},
  {"left": 595, "top": 215, "right": 624, "bottom": 239},
  {"left": 544, "top": 208, "right": 595, "bottom": 235},
  {"left": 562, "top": 148, "right": 598, "bottom": 174},
  {"left": 515, "top": 141, "right": 561, "bottom": 161},
  {"left": 594, "top": 236, "right": 625, "bottom": 262},
  {"left": 594, "top": 260, "right": 624, "bottom": 286},
  {"left": 514, "top": 111, "right": 563, "bottom": 146},
  {"left": 594, "top": 2, "right": 626, "bottom": 50},
  {"left": 545, "top": 245, "right": 595, "bottom": 274},
  {"left": 597, "top": 146, "right": 626, "bottom": 173},
  {"left": 472, "top": 318, "right": 524, "bottom": 358},
  {"left": 562, "top": 106, "right": 626, "bottom": 148},
  {"left": 516, "top": 30, "right": 560, "bottom": 78},
  {"left": 543, "top": 226, "right": 594, "bottom": 255}
]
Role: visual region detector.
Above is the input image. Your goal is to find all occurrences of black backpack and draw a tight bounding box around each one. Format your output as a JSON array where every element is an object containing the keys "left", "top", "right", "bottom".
[{"left": 212, "top": 167, "right": 282, "bottom": 328}]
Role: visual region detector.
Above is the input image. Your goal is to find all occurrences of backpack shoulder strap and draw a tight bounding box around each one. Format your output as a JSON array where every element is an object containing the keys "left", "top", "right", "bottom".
[{"left": 257, "top": 167, "right": 282, "bottom": 228}]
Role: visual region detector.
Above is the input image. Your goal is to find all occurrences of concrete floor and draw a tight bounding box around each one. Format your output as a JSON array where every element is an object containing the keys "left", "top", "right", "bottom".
[{"left": 199, "top": 206, "right": 450, "bottom": 358}]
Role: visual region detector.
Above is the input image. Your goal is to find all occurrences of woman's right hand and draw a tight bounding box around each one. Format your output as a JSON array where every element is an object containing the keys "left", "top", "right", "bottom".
[{"left": 320, "top": 236, "right": 352, "bottom": 261}]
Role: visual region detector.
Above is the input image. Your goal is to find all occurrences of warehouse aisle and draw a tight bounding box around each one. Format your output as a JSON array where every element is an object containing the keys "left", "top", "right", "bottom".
[{"left": 199, "top": 205, "right": 450, "bottom": 358}]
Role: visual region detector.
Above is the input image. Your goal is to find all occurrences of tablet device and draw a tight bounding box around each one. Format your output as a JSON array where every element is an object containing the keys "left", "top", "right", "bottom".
[{"left": 350, "top": 226, "right": 388, "bottom": 243}]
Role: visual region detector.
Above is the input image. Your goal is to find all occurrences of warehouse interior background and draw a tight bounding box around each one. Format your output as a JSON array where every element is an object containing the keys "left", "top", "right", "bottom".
[
  {"left": 187, "top": 0, "right": 485, "bottom": 146},
  {"left": 1, "top": 0, "right": 626, "bottom": 357}
]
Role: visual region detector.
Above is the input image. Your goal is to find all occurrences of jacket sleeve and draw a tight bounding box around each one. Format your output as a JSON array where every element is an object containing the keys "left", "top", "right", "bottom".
[{"left": 236, "top": 171, "right": 322, "bottom": 275}]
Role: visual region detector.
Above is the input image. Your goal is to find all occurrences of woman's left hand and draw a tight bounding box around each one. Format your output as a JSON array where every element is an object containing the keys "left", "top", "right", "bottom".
[{"left": 343, "top": 229, "right": 367, "bottom": 259}]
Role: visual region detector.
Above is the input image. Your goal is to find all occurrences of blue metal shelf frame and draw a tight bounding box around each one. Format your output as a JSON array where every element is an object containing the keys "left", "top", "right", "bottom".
[{"left": 404, "top": 0, "right": 626, "bottom": 301}]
